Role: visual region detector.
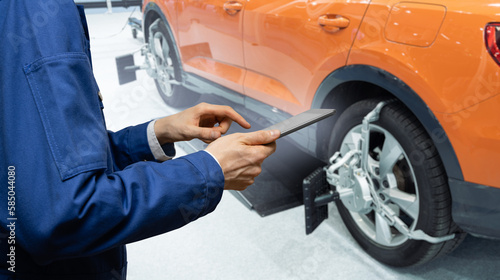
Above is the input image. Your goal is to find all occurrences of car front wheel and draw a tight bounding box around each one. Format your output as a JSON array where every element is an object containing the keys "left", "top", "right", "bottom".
[
  {"left": 147, "top": 19, "right": 199, "bottom": 107},
  {"left": 328, "top": 99, "right": 465, "bottom": 267}
]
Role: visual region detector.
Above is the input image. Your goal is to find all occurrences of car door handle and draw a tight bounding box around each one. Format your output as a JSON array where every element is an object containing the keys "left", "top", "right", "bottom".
[
  {"left": 318, "top": 15, "right": 350, "bottom": 33},
  {"left": 224, "top": 1, "right": 243, "bottom": 15}
]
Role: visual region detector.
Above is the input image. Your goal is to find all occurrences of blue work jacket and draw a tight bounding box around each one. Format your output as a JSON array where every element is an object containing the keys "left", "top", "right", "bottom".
[{"left": 0, "top": 1, "right": 224, "bottom": 279}]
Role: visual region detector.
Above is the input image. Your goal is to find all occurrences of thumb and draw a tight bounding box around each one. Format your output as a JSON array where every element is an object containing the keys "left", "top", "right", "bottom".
[
  {"left": 195, "top": 127, "right": 222, "bottom": 141},
  {"left": 242, "top": 130, "right": 280, "bottom": 145}
]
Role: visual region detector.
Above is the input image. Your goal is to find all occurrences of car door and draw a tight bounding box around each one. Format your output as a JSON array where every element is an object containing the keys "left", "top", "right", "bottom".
[
  {"left": 176, "top": 0, "right": 247, "bottom": 94},
  {"left": 242, "top": 0, "right": 371, "bottom": 115}
]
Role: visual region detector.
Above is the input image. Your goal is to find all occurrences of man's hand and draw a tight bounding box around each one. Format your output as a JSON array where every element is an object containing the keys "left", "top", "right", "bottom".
[
  {"left": 154, "top": 103, "right": 251, "bottom": 145},
  {"left": 205, "top": 129, "right": 280, "bottom": 190}
]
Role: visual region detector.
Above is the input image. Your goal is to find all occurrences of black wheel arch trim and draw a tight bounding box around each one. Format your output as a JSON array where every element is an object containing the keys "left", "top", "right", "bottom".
[{"left": 311, "top": 64, "right": 464, "bottom": 181}]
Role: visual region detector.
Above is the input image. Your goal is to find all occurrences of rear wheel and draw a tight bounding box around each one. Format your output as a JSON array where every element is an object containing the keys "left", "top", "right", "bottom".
[
  {"left": 147, "top": 19, "right": 199, "bottom": 107},
  {"left": 328, "top": 99, "right": 465, "bottom": 267}
]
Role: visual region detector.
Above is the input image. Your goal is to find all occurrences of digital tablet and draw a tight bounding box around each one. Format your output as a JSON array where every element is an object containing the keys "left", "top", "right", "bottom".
[{"left": 265, "top": 109, "right": 336, "bottom": 138}]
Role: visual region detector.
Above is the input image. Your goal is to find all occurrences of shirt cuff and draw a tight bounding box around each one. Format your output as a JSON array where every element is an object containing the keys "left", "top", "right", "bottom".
[
  {"left": 202, "top": 150, "right": 221, "bottom": 168},
  {"left": 147, "top": 120, "right": 176, "bottom": 162}
]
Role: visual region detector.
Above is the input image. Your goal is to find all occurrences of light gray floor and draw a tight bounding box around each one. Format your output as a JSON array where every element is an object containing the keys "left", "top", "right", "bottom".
[{"left": 86, "top": 9, "right": 500, "bottom": 280}]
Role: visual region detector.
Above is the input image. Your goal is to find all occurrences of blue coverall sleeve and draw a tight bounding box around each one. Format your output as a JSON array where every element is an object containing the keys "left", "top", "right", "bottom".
[
  {"left": 108, "top": 121, "right": 177, "bottom": 170},
  {"left": 0, "top": 0, "right": 226, "bottom": 266},
  {"left": 25, "top": 152, "right": 224, "bottom": 264},
  {"left": 107, "top": 122, "right": 157, "bottom": 170}
]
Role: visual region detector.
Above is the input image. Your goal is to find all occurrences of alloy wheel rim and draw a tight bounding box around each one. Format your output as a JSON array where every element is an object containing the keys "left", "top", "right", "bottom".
[{"left": 339, "top": 124, "right": 420, "bottom": 247}]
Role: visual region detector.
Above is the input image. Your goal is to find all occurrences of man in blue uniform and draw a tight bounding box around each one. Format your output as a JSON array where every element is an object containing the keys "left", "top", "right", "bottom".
[{"left": 0, "top": 1, "right": 279, "bottom": 278}]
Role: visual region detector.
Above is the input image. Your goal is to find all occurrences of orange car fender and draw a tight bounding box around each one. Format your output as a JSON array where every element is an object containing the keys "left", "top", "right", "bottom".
[{"left": 350, "top": 0, "right": 500, "bottom": 114}]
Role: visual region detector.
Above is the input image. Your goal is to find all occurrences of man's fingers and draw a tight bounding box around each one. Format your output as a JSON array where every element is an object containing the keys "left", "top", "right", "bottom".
[
  {"left": 259, "top": 140, "right": 277, "bottom": 156},
  {"left": 204, "top": 128, "right": 280, "bottom": 191},
  {"left": 216, "top": 118, "right": 233, "bottom": 134},
  {"left": 216, "top": 107, "right": 251, "bottom": 129},
  {"left": 198, "top": 103, "right": 251, "bottom": 129},
  {"left": 242, "top": 129, "right": 281, "bottom": 145},
  {"left": 196, "top": 127, "right": 221, "bottom": 141}
]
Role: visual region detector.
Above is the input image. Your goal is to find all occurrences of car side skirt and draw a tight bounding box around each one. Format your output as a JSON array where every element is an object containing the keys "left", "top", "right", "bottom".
[{"left": 449, "top": 178, "right": 500, "bottom": 239}]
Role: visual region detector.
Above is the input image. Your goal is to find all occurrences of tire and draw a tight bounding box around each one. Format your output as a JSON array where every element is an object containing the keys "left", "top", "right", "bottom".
[
  {"left": 147, "top": 19, "right": 199, "bottom": 107},
  {"left": 328, "top": 99, "right": 466, "bottom": 267}
]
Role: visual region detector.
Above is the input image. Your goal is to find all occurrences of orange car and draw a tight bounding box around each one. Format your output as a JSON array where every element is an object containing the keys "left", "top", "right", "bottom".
[{"left": 140, "top": 0, "right": 500, "bottom": 266}]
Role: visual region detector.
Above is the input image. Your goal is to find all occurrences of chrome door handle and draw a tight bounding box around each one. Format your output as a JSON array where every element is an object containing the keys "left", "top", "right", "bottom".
[
  {"left": 224, "top": 1, "right": 243, "bottom": 15},
  {"left": 318, "top": 15, "right": 350, "bottom": 33}
]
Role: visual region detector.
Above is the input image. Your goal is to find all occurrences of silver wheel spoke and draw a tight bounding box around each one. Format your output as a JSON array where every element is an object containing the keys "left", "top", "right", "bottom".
[
  {"left": 161, "top": 37, "right": 170, "bottom": 63},
  {"left": 375, "top": 212, "right": 393, "bottom": 245},
  {"left": 384, "top": 188, "right": 418, "bottom": 219},
  {"left": 379, "top": 134, "right": 403, "bottom": 179}
]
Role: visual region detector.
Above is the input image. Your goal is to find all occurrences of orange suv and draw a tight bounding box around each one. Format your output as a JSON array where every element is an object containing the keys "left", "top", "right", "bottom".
[{"left": 140, "top": 0, "right": 500, "bottom": 266}]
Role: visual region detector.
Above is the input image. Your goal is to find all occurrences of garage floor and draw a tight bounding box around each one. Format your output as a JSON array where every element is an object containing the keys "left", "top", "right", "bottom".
[{"left": 86, "top": 8, "right": 500, "bottom": 280}]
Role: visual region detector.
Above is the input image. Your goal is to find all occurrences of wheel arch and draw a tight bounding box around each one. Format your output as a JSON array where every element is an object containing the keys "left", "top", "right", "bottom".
[
  {"left": 143, "top": 3, "right": 161, "bottom": 43},
  {"left": 312, "top": 65, "right": 463, "bottom": 181},
  {"left": 143, "top": 3, "right": 175, "bottom": 43},
  {"left": 143, "top": 2, "right": 183, "bottom": 83}
]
